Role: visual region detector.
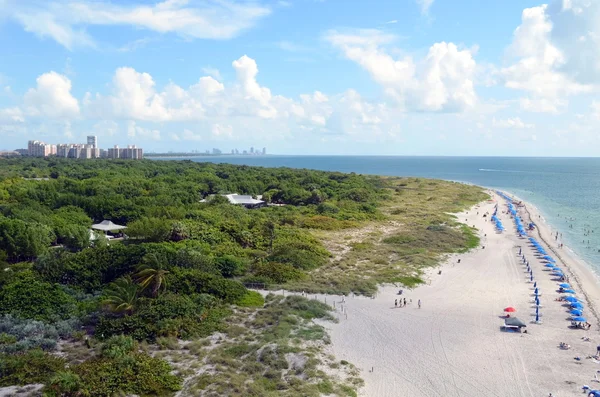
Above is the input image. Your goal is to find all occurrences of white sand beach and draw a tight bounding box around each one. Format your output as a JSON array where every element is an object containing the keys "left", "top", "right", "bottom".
[{"left": 319, "top": 190, "right": 600, "bottom": 397}]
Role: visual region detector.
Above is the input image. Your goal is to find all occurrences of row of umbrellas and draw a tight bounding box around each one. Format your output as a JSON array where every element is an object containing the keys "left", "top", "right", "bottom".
[
  {"left": 499, "top": 191, "right": 593, "bottom": 395},
  {"left": 528, "top": 235, "right": 587, "bottom": 324}
]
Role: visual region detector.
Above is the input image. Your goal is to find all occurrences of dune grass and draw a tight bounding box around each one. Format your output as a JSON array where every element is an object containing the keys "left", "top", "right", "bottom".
[
  {"left": 172, "top": 294, "right": 362, "bottom": 397},
  {"left": 284, "top": 177, "right": 488, "bottom": 295}
]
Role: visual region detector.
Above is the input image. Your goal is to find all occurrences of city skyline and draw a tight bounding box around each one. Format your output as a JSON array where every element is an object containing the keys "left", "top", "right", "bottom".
[{"left": 24, "top": 136, "right": 143, "bottom": 159}]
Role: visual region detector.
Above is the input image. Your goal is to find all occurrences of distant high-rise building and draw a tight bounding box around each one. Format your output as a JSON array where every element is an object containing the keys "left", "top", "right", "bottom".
[
  {"left": 250, "top": 147, "right": 254, "bottom": 154},
  {"left": 28, "top": 140, "right": 56, "bottom": 157},
  {"left": 212, "top": 148, "right": 222, "bottom": 155},
  {"left": 231, "top": 149, "right": 234, "bottom": 155},
  {"left": 87, "top": 135, "right": 98, "bottom": 148},
  {"left": 262, "top": 147, "right": 266, "bottom": 155}
]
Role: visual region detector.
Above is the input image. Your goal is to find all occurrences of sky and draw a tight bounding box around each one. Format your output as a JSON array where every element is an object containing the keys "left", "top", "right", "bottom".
[{"left": 1, "top": 0, "right": 600, "bottom": 156}]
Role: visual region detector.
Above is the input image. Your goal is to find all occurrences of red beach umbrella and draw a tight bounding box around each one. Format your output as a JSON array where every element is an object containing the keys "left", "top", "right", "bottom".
[{"left": 504, "top": 307, "right": 516, "bottom": 313}]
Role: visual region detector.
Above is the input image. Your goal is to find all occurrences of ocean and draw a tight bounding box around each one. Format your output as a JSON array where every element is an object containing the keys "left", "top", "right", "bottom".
[{"left": 153, "top": 155, "right": 600, "bottom": 271}]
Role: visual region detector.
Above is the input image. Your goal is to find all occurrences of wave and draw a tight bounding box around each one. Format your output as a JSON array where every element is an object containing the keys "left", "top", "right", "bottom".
[{"left": 479, "top": 168, "right": 525, "bottom": 173}]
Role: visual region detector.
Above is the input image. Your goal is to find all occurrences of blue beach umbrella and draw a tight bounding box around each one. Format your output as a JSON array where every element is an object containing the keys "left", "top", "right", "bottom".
[
  {"left": 544, "top": 263, "right": 555, "bottom": 268},
  {"left": 530, "top": 274, "right": 534, "bottom": 282},
  {"left": 564, "top": 296, "right": 578, "bottom": 302},
  {"left": 571, "top": 302, "right": 584, "bottom": 309},
  {"left": 533, "top": 282, "right": 537, "bottom": 288},
  {"left": 559, "top": 283, "right": 570, "bottom": 288},
  {"left": 562, "top": 289, "right": 575, "bottom": 294},
  {"left": 572, "top": 316, "right": 586, "bottom": 322},
  {"left": 570, "top": 309, "right": 583, "bottom": 316}
]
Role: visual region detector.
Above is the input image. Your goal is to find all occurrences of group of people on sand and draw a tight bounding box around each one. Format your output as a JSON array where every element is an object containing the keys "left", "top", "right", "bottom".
[{"left": 394, "top": 298, "right": 421, "bottom": 309}]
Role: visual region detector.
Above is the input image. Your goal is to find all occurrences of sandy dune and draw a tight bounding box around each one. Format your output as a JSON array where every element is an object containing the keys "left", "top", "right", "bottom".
[{"left": 319, "top": 191, "right": 600, "bottom": 397}]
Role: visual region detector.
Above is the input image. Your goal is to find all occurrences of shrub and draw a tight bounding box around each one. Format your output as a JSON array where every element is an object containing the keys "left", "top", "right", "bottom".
[
  {"left": 95, "top": 293, "right": 226, "bottom": 341},
  {"left": 253, "top": 262, "right": 305, "bottom": 284},
  {"left": 0, "top": 349, "right": 66, "bottom": 386},
  {"left": 214, "top": 255, "right": 246, "bottom": 278},
  {"left": 168, "top": 268, "right": 247, "bottom": 303},
  {"left": 46, "top": 371, "right": 82, "bottom": 397},
  {"left": 0, "top": 315, "right": 80, "bottom": 353},
  {"left": 73, "top": 352, "right": 181, "bottom": 396},
  {"left": 0, "top": 271, "right": 77, "bottom": 321},
  {"left": 236, "top": 291, "right": 265, "bottom": 307},
  {"left": 100, "top": 335, "right": 137, "bottom": 359}
]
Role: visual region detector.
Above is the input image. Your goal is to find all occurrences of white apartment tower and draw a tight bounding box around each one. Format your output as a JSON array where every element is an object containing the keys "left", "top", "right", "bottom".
[{"left": 87, "top": 135, "right": 98, "bottom": 148}]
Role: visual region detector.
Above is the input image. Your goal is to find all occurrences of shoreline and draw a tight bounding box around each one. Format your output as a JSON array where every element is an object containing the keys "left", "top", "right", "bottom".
[
  {"left": 317, "top": 190, "right": 600, "bottom": 396},
  {"left": 507, "top": 194, "right": 600, "bottom": 331}
]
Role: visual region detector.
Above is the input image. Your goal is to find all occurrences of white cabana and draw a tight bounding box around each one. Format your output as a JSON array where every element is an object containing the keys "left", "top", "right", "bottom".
[{"left": 91, "top": 220, "right": 127, "bottom": 232}]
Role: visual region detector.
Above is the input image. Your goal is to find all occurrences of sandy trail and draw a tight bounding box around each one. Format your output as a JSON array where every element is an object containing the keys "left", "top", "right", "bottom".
[{"left": 315, "top": 191, "right": 600, "bottom": 397}]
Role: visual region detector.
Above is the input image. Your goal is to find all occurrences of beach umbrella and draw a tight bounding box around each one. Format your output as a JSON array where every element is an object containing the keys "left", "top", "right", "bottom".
[
  {"left": 530, "top": 274, "right": 534, "bottom": 282},
  {"left": 570, "top": 309, "right": 583, "bottom": 316},
  {"left": 571, "top": 302, "right": 584, "bottom": 309},
  {"left": 564, "top": 296, "right": 579, "bottom": 302},
  {"left": 504, "top": 307, "right": 516, "bottom": 313},
  {"left": 544, "top": 263, "right": 555, "bottom": 268},
  {"left": 559, "top": 283, "right": 570, "bottom": 288},
  {"left": 535, "top": 298, "right": 540, "bottom": 306},
  {"left": 533, "top": 282, "right": 537, "bottom": 288},
  {"left": 534, "top": 287, "right": 539, "bottom": 293},
  {"left": 572, "top": 316, "right": 586, "bottom": 322},
  {"left": 535, "top": 312, "right": 540, "bottom": 322},
  {"left": 562, "top": 289, "right": 576, "bottom": 294}
]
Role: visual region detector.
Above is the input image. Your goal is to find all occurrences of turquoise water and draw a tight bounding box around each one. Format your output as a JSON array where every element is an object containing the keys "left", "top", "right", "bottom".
[{"left": 154, "top": 155, "right": 600, "bottom": 270}]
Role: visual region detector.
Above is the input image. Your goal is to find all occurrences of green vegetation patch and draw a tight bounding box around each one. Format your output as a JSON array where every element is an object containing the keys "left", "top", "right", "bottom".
[
  {"left": 236, "top": 290, "right": 265, "bottom": 307},
  {"left": 176, "top": 294, "right": 361, "bottom": 397}
]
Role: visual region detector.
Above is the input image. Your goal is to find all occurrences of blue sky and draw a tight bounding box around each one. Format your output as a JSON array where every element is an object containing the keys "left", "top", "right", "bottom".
[{"left": 1, "top": 0, "right": 599, "bottom": 156}]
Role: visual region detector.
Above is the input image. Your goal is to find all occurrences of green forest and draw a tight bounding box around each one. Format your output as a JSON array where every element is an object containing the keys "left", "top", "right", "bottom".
[{"left": 0, "top": 157, "right": 486, "bottom": 396}]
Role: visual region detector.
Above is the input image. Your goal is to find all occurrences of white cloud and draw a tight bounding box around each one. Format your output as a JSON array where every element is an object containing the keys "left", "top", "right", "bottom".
[
  {"left": 232, "top": 55, "right": 277, "bottom": 118},
  {"left": 6, "top": 0, "right": 271, "bottom": 50},
  {"left": 492, "top": 117, "right": 535, "bottom": 129},
  {"left": 0, "top": 55, "right": 443, "bottom": 147},
  {"left": 23, "top": 71, "right": 80, "bottom": 118},
  {"left": 0, "top": 107, "right": 24, "bottom": 123},
  {"left": 416, "top": 0, "right": 434, "bottom": 15},
  {"left": 501, "top": 3, "right": 598, "bottom": 112},
  {"left": 201, "top": 67, "right": 222, "bottom": 81},
  {"left": 126, "top": 121, "right": 161, "bottom": 141},
  {"left": 211, "top": 123, "right": 233, "bottom": 138},
  {"left": 92, "top": 120, "right": 119, "bottom": 137},
  {"left": 325, "top": 29, "right": 477, "bottom": 112}
]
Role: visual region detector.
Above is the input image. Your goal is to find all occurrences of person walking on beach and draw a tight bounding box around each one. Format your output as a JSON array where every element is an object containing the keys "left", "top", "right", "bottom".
[
  {"left": 395, "top": 299, "right": 398, "bottom": 308},
  {"left": 418, "top": 299, "right": 421, "bottom": 309}
]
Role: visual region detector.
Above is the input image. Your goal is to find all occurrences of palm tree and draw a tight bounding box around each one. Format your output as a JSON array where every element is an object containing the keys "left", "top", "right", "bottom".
[
  {"left": 134, "top": 253, "right": 169, "bottom": 297},
  {"left": 48, "top": 371, "right": 82, "bottom": 396},
  {"left": 102, "top": 277, "right": 139, "bottom": 314}
]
